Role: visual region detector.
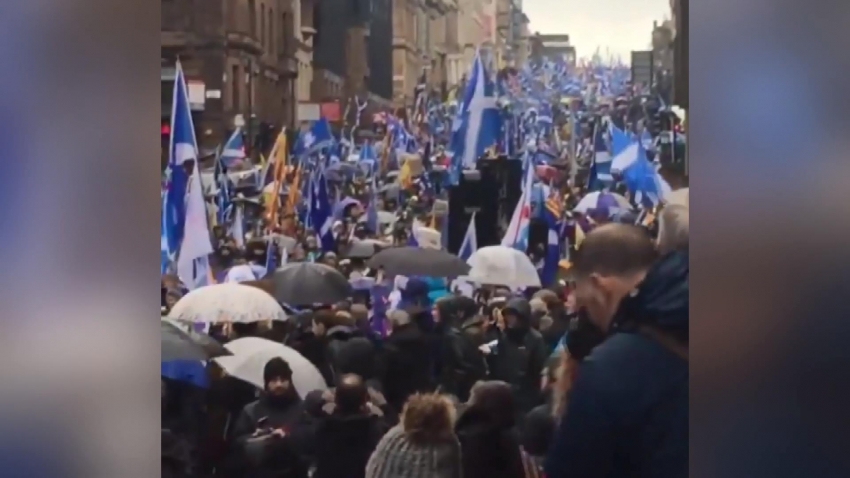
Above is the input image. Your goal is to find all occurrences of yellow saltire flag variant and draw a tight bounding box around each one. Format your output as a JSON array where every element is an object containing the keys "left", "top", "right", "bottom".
[
  {"left": 285, "top": 165, "right": 301, "bottom": 216},
  {"left": 398, "top": 159, "right": 413, "bottom": 189},
  {"left": 264, "top": 128, "right": 288, "bottom": 229}
]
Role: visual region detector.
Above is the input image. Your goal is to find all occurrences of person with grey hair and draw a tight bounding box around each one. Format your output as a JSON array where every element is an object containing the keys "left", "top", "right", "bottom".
[
  {"left": 656, "top": 204, "right": 689, "bottom": 254},
  {"left": 382, "top": 309, "right": 436, "bottom": 412}
]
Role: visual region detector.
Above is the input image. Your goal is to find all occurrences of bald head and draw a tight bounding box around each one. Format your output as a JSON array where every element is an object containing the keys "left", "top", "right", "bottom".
[
  {"left": 335, "top": 374, "right": 368, "bottom": 415},
  {"left": 573, "top": 224, "right": 658, "bottom": 278}
]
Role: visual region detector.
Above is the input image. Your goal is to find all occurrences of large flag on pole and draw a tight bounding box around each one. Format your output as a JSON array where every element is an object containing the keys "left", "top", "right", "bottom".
[
  {"left": 501, "top": 164, "right": 534, "bottom": 251},
  {"left": 164, "top": 59, "right": 197, "bottom": 255},
  {"left": 177, "top": 159, "right": 214, "bottom": 290},
  {"left": 264, "top": 128, "right": 288, "bottom": 229},
  {"left": 448, "top": 51, "right": 501, "bottom": 185}
]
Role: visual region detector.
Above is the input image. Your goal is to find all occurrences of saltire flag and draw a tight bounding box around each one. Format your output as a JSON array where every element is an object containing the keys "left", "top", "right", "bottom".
[
  {"left": 539, "top": 192, "right": 562, "bottom": 287},
  {"left": 308, "top": 167, "right": 336, "bottom": 252},
  {"left": 458, "top": 212, "right": 478, "bottom": 261},
  {"left": 622, "top": 144, "right": 667, "bottom": 207},
  {"left": 213, "top": 146, "right": 231, "bottom": 226},
  {"left": 293, "top": 118, "right": 334, "bottom": 157},
  {"left": 264, "top": 238, "right": 277, "bottom": 276},
  {"left": 177, "top": 158, "right": 214, "bottom": 290},
  {"left": 164, "top": 59, "right": 196, "bottom": 255},
  {"left": 587, "top": 120, "right": 613, "bottom": 191},
  {"left": 220, "top": 128, "right": 246, "bottom": 168},
  {"left": 448, "top": 51, "right": 501, "bottom": 185},
  {"left": 160, "top": 189, "right": 171, "bottom": 275},
  {"left": 501, "top": 163, "right": 534, "bottom": 251}
]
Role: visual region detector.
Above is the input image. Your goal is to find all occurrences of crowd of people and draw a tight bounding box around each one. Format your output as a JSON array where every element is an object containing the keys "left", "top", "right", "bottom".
[
  {"left": 162, "top": 49, "right": 689, "bottom": 478},
  {"left": 161, "top": 200, "right": 688, "bottom": 478}
]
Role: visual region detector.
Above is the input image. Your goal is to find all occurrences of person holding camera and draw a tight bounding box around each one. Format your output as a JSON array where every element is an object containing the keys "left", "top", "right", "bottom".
[{"left": 229, "top": 358, "right": 313, "bottom": 478}]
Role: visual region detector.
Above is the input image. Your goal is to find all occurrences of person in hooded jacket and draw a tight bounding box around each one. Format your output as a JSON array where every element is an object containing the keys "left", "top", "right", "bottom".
[
  {"left": 545, "top": 224, "right": 688, "bottom": 478},
  {"left": 313, "top": 310, "right": 379, "bottom": 389},
  {"left": 382, "top": 309, "right": 436, "bottom": 413},
  {"left": 455, "top": 381, "right": 541, "bottom": 478},
  {"left": 437, "top": 296, "right": 489, "bottom": 402},
  {"left": 488, "top": 297, "right": 550, "bottom": 418},
  {"left": 230, "top": 358, "right": 313, "bottom": 478}
]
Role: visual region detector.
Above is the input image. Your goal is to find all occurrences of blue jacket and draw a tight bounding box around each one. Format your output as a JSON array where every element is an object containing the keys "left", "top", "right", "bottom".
[{"left": 545, "top": 251, "right": 688, "bottom": 478}]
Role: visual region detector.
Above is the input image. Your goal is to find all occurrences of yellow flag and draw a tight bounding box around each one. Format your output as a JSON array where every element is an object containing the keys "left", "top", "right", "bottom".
[
  {"left": 574, "top": 223, "right": 586, "bottom": 249},
  {"left": 264, "top": 129, "right": 288, "bottom": 229},
  {"left": 398, "top": 160, "right": 413, "bottom": 189}
]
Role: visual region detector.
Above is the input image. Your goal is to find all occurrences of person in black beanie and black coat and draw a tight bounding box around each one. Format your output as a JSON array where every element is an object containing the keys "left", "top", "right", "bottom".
[{"left": 229, "top": 357, "right": 313, "bottom": 478}]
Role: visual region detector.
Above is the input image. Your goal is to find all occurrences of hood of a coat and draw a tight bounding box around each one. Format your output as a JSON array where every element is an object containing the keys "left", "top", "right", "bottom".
[
  {"left": 504, "top": 297, "right": 532, "bottom": 326},
  {"left": 613, "top": 250, "right": 689, "bottom": 339}
]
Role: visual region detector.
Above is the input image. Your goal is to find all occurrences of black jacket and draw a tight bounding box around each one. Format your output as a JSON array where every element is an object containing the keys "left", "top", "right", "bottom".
[
  {"left": 490, "top": 298, "right": 550, "bottom": 415},
  {"left": 313, "top": 413, "right": 387, "bottom": 478},
  {"left": 455, "top": 406, "right": 527, "bottom": 478},
  {"left": 382, "top": 322, "right": 435, "bottom": 412},
  {"left": 324, "top": 326, "right": 378, "bottom": 386},
  {"left": 439, "top": 316, "right": 489, "bottom": 402},
  {"left": 230, "top": 396, "right": 314, "bottom": 478},
  {"left": 545, "top": 251, "right": 689, "bottom": 478}
]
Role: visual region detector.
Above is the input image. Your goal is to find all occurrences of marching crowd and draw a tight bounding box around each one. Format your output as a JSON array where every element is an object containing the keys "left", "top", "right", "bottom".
[{"left": 161, "top": 198, "right": 689, "bottom": 478}]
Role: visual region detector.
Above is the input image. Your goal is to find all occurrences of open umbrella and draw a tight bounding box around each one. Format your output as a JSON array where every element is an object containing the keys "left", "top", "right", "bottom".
[
  {"left": 573, "top": 191, "right": 631, "bottom": 216},
  {"left": 344, "top": 239, "right": 388, "bottom": 259},
  {"left": 368, "top": 246, "right": 470, "bottom": 277},
  {"left": 168, "top": 283, "right": 288, "bottom": 323},
  {"left": 270, "top": 262, "right": 353, "bottom": 306},
  {"left": 214, "top": 337, "right": 327, "bottom": 397},
  {"left": 161, "top": 319, "right": 229, "bottom": 362},
  {"left": 466, "top": 245, "right": 542, "bottom": 288}
]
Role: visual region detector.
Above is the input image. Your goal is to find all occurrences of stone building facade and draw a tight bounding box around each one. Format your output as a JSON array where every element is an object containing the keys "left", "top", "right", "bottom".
[{"left": 161, "top": 0, "right": 299, "bottom": 152}]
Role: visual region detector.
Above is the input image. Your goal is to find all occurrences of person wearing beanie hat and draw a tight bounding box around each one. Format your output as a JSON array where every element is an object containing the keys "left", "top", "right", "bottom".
[
  {"left": 366, "top": 393, "right": 462, "bottom": 478},
  {"left": 230, "top": 357, "right": 312, "bottom": 478}
]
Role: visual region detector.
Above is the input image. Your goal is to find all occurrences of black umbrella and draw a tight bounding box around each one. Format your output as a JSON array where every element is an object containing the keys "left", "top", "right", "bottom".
[
  {"left": 367, "top": 247, "right": 470, "bottom": 277},
  {"left": 161, "top": 320, "right": 230, "bottom": 362},
  {"left": 270, "top": 262, "right": 353, "bottom": 306},
  {"left": 343, "top": 240, "right": 387, "bottom": 259}
]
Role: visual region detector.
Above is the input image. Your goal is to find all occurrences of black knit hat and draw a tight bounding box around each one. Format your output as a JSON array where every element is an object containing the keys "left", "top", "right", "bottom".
[{"left": 263, "top": 357, "right": 293, "bottom": 384}]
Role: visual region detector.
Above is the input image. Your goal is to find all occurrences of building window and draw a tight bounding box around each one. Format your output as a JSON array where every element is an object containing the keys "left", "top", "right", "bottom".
[
  {"left": 248, "top": 0, "right": 256, "bottom": 35},
  {"left": 232, "top": 64, "right": 241, "bottom": 111},
  {"left": 282, "top": 12, "right": 289, "bottom": 55},
  {"left": 260, "top": 5, "right": 266, "bottom": 45},
  {"left": 269, "top": 12, "right": 274, "bottom": 56}
]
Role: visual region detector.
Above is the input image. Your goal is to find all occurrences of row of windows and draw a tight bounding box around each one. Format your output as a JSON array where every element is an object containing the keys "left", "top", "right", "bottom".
[{"left": 230, "top": 0, "right": 291, "bottom": 59}]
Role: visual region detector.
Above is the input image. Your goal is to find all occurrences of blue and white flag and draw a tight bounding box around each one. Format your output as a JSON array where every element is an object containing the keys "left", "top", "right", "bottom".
[
  {"left": 449, "top": 51, "right": 501, "bottom": 185},
  {"left": 501, "top": 164, "right": 534, "bottom": 251},
  {"left": 309, "top": 168, "right": 336, "bottom": 252},
  {"left": 164, "top": 60, "right": 196, "bottom": 254},
  {"left": 458, "top": 212, "right": 478, "bottom": 261},
  {"left": 177, "top": 159, "right": 214, "bottom": 290},
  {"left": 294, "top": 118, "right": 334, "bottom": 157},
  {"left": 623, "top": 145, "right": 668, "bottom": 207},
  {"left": 220, "top": 128, "right": 246, "bottom": 168},
  {"left": 160, "top": 189, "right": 171, "bottom": 275}
]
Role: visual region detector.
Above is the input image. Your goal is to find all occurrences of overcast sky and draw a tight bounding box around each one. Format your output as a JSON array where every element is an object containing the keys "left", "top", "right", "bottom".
[{"left": 523, "top": 0, "right": 671, "bottom": 63}]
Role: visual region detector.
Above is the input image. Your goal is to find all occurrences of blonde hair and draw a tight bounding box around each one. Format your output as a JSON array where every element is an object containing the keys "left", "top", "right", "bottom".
[
  {"left": 657, "top": 204, "right": 689, "bottom": 255},
  {"left": 401, "top": 393, "right": 456, "bottom": 444}
]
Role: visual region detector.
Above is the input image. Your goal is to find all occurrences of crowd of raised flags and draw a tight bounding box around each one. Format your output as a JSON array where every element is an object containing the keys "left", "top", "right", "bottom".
[{"left": 161, "top": 47, "right": 679, "bottom": 292}]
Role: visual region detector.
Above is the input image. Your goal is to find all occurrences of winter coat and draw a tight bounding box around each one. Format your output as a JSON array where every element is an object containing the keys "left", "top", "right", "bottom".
[
  {"left": 454, "top": 406, "right": 537, "bottom": 478},
  {"left": 313, "top": 413, "right": 387, "bottom": 478},
  {"left": 439, "top": 316, "right": 489, "bottom": 402},
  {"left": 545, "top": 251, "right": 689, "bottom": 478},
  {"left": 489, "top": 298, "right": 550, "bottom": 415},
  {"left": 230, "top": 396, "right": 314, "bottom": 478},
  {"left": 382, "top": 323, "right": 436, "bottom": 412}
]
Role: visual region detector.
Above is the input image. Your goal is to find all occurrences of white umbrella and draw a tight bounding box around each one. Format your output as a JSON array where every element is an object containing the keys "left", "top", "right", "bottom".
[
  {"left": 214, "top": 337, "right": 328, "bottom": 397},
  {"left": 573, "top": 191, "right": 631, "bottom": 215},
  {"left": 168, "top": 283, "right": 287, "bottom": 324},
  {"left": 413, "top": 226, "right": 441, "bottom": 250},
  {"left": 466, "top": 246, "right": 542, "bottom": 288}
]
